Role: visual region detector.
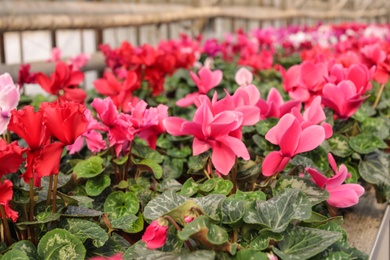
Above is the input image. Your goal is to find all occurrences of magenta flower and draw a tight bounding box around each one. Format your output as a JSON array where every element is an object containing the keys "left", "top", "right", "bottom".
[
  {"left": 142, "top": 219, "right": 169, "bottom": 249},
  {"left": 257, "top": 87, "right": 301, "bottom": 119},
  {"left": 306, "top": 153, "right": 364, "bottom": 208},
  {"left": 321, "top": 80, "right": 368, "bottom": 119},
  {"left": 176, "top": 67, "right": 222, "bottom": 107},
  {"left": 235, "top": 67, "right": 253, "bottom": 86},
  {"left": 91, "top": 97, "right": 135, "bottom": 155},
  {"left": 290, "top": 96, "right": 332, "bottom": 139},
  {"left": 164, "top": 100, "right": 250, "bottom": 175},
  {"left": 262, "top": 113, "right": 325, "bottom": 176},
  {"left": 128, "top": 100, "right": 168, "bottom": 149},
  {"left": 0, "top": 73, "right": 20, "bottom": 135}
]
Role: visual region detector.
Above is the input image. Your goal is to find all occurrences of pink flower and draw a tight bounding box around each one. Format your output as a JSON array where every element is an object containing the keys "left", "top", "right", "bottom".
[
  {"left": 306, "top": 153, "right": 364, "bottom": 208},
  {"left": 164, "top": 99, "right": 250, "bottom": 175},
  {"left": 290, "top": 96, "right": 332, "bottom": 139},
  {"left": 91, "top": 97, "right": 135, "bottom": 155},
  {"left": 257, "top": 87, "right": 301, "bottom": 119},
  {"left": 0, "top": 73, "right": 20, "bottom": 134},
  {"left": 235, "top": 67, "right": 253, "bottom": 86},
  {"left": 262, "top": 113, "right": 325, "bottom": 176},
  {"left": 129, "top": 101, "right": 168, "bottom": 149},
  {"left": 142, "top": 219, "right": 168, "bottom": 249},
  {"left": 176, "top": 67, "right": 222, "bottom": 107},
  {"left": 69, "top": 53, "right": 90, "bottom": 71},
  {"left": 184, "top": 215, "right": 194, "bottom": 223},
  {"left": 328, "top": 63, "right": 374, "bottom": 95},
  {"left": 321, "top": 80, "right": 368, "bottom": 119},
  {"left": 48, "top": 47, "right": 61, "bottom": 62},
  {"left": 67, "top": 109, "right": 107, "bottom": 154}
]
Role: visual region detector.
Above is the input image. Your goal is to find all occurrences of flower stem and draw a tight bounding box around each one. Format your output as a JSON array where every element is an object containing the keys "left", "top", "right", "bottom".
[
  {"left": 52, "top": 174, "right": 58, "bottom": 213},
  {"left": 231, "top": 158, "right": 238, "bottom": 195},
  {"left": 163, "top": 215, "right": 194, "bottom": 251},
  {"left": 373, "top": 83, "right": 385, "bottom": 109},
  {"left": 46, "top": 175, "right": 53, "bottom": 205},
  {"left": 29, "top": 179, "right": 34, "bottom": 221},
  {"left": 0, "top": 205, "right": 12, "bottom": 245}
]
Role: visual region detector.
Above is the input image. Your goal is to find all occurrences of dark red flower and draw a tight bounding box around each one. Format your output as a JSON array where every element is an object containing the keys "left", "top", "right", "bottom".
[{"left": 18, "top": 64, "right": 36, "bottom": 86}]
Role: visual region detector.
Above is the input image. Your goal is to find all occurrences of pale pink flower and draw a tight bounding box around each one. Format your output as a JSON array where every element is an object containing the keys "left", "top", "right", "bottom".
[
  {"left": 142, "top": 219, "right": 168, "bottom": 249},
  {"left": 0, "top": 73, "right": 20, "bottom": 134},
  {"left": 90, "top": 253, "right": 123, "bottom": 260},
  {"left": 48, "top": 47, "right": 61, "bottom": 62},
  {"left": 262, "top": 113, "right": 325, "bottom": 176},
  {"left": 306, "top": 153, "right": 364, "bottom": 208},
  {"left": 69, "top": 53, "right": 90, "bottom": 71},
  {"left": 235, "top": 67, "right": 253, "bottom": 86}
]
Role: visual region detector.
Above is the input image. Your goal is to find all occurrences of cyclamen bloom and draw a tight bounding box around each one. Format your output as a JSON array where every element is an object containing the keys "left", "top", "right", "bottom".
[
  {"left": 0, "top": 139, "right": 24, "bottom": 178},
  {"left": 0, "top": 180, "right": 18, "bottom": 222},
  {"left": 321, "top": 80, "right": 368, "bottom": 119},
  {"left": 176, "top": 67, "right": 222, "bottom": 107},
  {"left": 35, "top": 62, "right": 86, "bottom": 103},
  {"left": 0, "top": 73, "right": 20, "bottom": 135},
  {"left": 257, "top": 87, "right": 301, "bottom": 119},
  {"left": 262, "top": 113, "right": 325, "bottom": 176},
  {"left": 94, "top": 70, "right": 139, "bottom": 113},
  {"left": 89, "top": 253, "right": 123, "bottom": 260},
  {"left": 142, "top": 218, "right": 168, "bottom": 249},
  {"left": 306, "top": 153, "right": 364, "bottom": 208},
  {"left": 235, "top": 67, "right": 253, "bottom": 86},
  {"left": 164, "top": 99, "right": 250, "bottom": 175}
]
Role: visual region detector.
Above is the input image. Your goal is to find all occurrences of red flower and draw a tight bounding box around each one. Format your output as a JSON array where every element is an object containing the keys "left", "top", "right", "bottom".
[
  {"left": 0, "top": 139, "right": 24, "bottom": 178},
  {"left": 35, "top": 62, "right": 86, "bottom": 103},
  {"left": 94, "top": 70, "right": 139, "bottom": 112},
  {"left": 142, "top": 219, "right": 168, "bottom": 249},
  {"left": 42, "top": 101, "right": 88, "bottom": 145},
  {"left": 0, "top": 180, "right": 18, "bottom": 222},
  {"left": 18, "top": 64, "right": 36, "bottom": 86}
]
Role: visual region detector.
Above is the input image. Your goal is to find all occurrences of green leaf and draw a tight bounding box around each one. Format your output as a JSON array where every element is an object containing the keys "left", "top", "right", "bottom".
[
  {"left": 163, "top": 158, "right": 185, "bottom": 179},
  {"left": 133, "top": 158, "right": 163, "bottom": 179},
  {"left": 326, "top": 134, "right": 353, "bottom": 158},
  {"left": 9, "top": 240, "right": 39, "bottom": 260},
  {"left": 359, "top": 150, "right": 390, "bottom": 187},
  {"left": 212, "top": 179, "right": 233, "bottom": 195},
  {"left": 126, "top": 213, "right": 144, "bottom": 233},
  {"left": 349, "top": 134, "right": 388, "bottom": 154},
  {"left": 194, "top": 194, "right": 226, "bottom": 221},
  {"left": 37, "top": 229, "right": 86, "bottom": 260},
  {"left": 109, "top": 214, "right": 138, "bottom": 231},
  {"left": 275, "top": 176, "right": 329, "bottom": 206},
  {"left": 2, "top": 249, "right": 30, "bottom": 260},
  {"left": 221, "top": 198, "right": 248, "bottom": 224},
  {"left": 73, "top": 156, "right": 104, "bottom": 179},
  {"left": 207, "top": 224, "right": 229, "bottom": 245},
  {"left": 199, "top": 179, "right": 217, "bottom": 192},
  {"left": 113, "top": 156, "right": 128, "bottom": 165},
  {"left": 85, "top": 174, "right": 111, "bottom": 197},
  {"left": 132, "top": 142, "right": 164, "bottom": 163},
  {"left": 160, "top": 226, "right": 184, "bottom": 252},
  {"left": 104, "top": 191, "right": 139, "bottom": 219},
  {"left": 180, "top": 178, "right": 199, "bottom": 197},
  {"left": 234, "top": 249, "right": 269, "bottom": 260},
  {"left": 89, "top": 233, "right": 130, "bottom": 258},
  {"left": 230, "top": 190, "right": 266, "bottom": 201},
  {"left": 158, "top": 178, "right": 183, "bottom": 192},
  {"left": 143, "top": 190, "right": 187, "bottom": 221},
  {"left": 255, "top": 118, "right": 278, "bottom": 135},
  {"left": 243, "top": 190, "right": 311, "bottom": 232},
  {"left": 187, "top": 152, "right": 210, "bottom": 174},
  {"left": 250, "top": 230, "right": 283, "bottom": 250},
  {"left": 62, "top": 218, "right": 108, "bottom": 248},
  {"left": 62, "top": 205, "right": 103, "bottom": 218},
  {"left": 126, "top": 242, "right": 216, "bottom": 260},
  {"left": 17, "top": 211, "right": 61, "bottom": 229},
  {"left": 360, "top": 117, "right": 390, "bottom": 140},
  {"left": 272, "top": 225, "right": 342, "bottom": 260},
  {"left": 323, "top": 251, "right": 352, "bottom": 260},
  {"left": 167, "top": 146, "right": 192, "bottom": 158}
]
